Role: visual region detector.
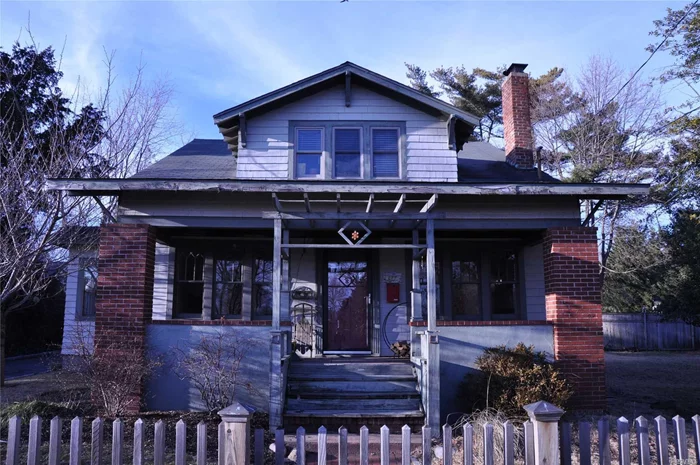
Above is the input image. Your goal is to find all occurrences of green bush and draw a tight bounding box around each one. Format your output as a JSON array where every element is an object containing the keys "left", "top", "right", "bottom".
[{"left": 458, "top": 343, "right": 572, "bottom": 417}]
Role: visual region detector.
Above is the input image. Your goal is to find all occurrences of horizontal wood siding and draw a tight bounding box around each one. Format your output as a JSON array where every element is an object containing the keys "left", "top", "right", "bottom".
[
  {"left": 522, "top": 242, "right": 546, "bottom": 321},
  {"left": 152, "top": 243, "right": 174, "bottom": 320},
  {"left": 237, "top": 85, "right": 457, "bottom": 182}
]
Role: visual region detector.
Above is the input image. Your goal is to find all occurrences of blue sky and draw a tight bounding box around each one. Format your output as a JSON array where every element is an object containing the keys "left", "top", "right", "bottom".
[{"left": 0, "top": 1, "right": 689, "bottom": 149}]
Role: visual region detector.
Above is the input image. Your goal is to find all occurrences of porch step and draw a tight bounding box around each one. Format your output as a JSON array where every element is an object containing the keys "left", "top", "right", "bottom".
[{"left": 284, "top": 357, "right": 424, "bottom": 431}]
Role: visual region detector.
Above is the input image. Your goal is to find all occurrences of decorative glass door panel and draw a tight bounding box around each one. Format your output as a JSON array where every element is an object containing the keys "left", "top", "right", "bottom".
[{"left": 326, "top": 253, "right": 370, "bottom": 351}]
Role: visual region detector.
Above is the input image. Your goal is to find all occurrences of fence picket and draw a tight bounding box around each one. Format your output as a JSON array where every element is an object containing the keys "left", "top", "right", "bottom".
[
  {"left": 49, "top": 417, "right": 62, "bottom": 465},
  {"left": 692, "top": 415, "right": 700, "bottom": 465},
  {"left": 559, "top": 421, "right": 571, "bottom": 465},
  {"left": 401, "top": 425, "right": 411, "bottom": 465},
  {"left": 112, "top": 419, "right": 123, "bottom": 465},
  {"left": 483, "top": 423, "right": 494, "bottom": 465},
  {"left": 71, "top": 417, "right": 84, "bottom": 465},
  {"left": 503, "top": 421, "right": 513, "bottom": 465},
  {"left": 197, "top": 422, "right": 207, "bottom": 465},
  {"left": 274, "top": 428, "right": 285, "bottom": 465},
  {"left": 318, "top": 426, "right": 327, "bottom": 465},
  {"left": 91, "top": 418, "right": 103, "bottom": 465},
  {"left": 27, "top": 415, "right": 41, "bottom": 465},
  {"left": 133, "top": 419, "right": 144, "bottom": 465},
  {"left": 175, "top": 420, "right": 186, "bottom": 465},
  {"left": 254, "top": 428, "right": 264, "bottom": 465},
  {"left": 618, "top": 417, "right": 631, "bottom": 465},
  {"left": 296, "top": 427, "right": 306, "bottom": 465},
  {"left": 655, "top": 416, "right": 670, "bottom": 465},
  {"left": 598, "top": 418, "right": 611, "bottom": 465},
  {"left": 443, "top": 424, "right": 452, "bottom": 465},
  {"left": 338, "top": 427, "right": 348, "bottom": 465},
  {"left": 674, "top": 416, "right": 689, "bottom": 461},
  {"left": 421, "top": 426, "right": 431, "bottom": 465},
  {"left": 635, "top": 417, "right": 651, "bottom": 465},
  {"left": 523, "top": 421, "right": 534, "bottom": 465},
  {"left": 463, "top": 423, "right": 473, "bottom": 465},
  {"left": 155, "top": 420, "right": 165, "bottom": 465},
  {"left": 6, "top": 416, "right": 21, "bottom": 465},
  {"left": 579, "top": 422, "right": 591, "bottom": 465},
  {"left": 360, "top": 426, "right": 369, "bottom": 465},
  {"left": 380, "top": 426, "right": 390, "bottom": 465}
]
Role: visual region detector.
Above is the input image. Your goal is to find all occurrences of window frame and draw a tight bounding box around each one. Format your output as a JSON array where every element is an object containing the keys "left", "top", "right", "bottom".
[
  {"left": 332, "top": 126, "right": 364, "bottom": 179},
  {"left": 294, "top": 127, "right": 325, "bottom": 179},
  {"left": 487, "top": 248, "right": 521, "bottom": 320},
  {"left": 289, "top": 121, "right": 406, "bottom": 181},
  {"left": 76, "top": 256, "right": 98, "bottom": 320},
  {"left": 212, "top": 255, "right": 245, "bottom": 319},
  {"left": 173, "top": 249, "right": 206, "bottom": 319},
  {"left": 370, "top": 127, "right": 401, "bottom": 179}
]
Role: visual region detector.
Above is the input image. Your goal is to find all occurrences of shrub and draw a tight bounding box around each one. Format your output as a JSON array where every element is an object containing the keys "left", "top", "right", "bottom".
[{"left": 458, "top": 343, "right": 572, "bottom": 417}]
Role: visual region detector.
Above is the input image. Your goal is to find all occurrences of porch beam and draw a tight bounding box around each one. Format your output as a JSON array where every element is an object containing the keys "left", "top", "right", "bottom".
[
  {"left": 303, "top": 193, "right": 315, "bottom": 228},
  {"left": 281, "top": 229, "right": 290, "bottom": 323},
  {"left": 336, "top": 193, "right": 341, "bottom": 229},
  {"left": 426, "top": 218, "right": 437, "bottom": 331},
  {"left": 272, "top": 218, "right": 282, "bottom": 330},
  {"left": 280, "top": 243, "right": 424, "bottom": 249},
  {"left": 366, "top": 194, "right": 375, "bottom": 213},
  {"left": 389, "top": 194, "right": 405, "bottom": 228},
  {"left": 263, "top": 212, "right": 442, "bottom": 220},
  {"left": 91, "top": 195, "right": 116, "bottom": 223},
  {"left": 272, "top": 193, "right": 284, "bottom": 212},
  {"left": 412, "top": 248, "right": 427, "bottom": 260},
  {"left": 420, "top": 194, "right": 438, "bottom": 213}
]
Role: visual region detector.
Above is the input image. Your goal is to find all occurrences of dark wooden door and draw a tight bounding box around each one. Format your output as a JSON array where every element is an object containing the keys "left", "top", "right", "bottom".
[{"left": 325, "top": 251, "right": 370, "bottom": 352}]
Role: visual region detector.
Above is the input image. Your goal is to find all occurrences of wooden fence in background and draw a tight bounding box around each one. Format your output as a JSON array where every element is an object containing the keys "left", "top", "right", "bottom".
[
  {"left": 4, "top": 410, "right": 700, "bottom": 465},
  {"left": 603, "top": 313, "right": 700, "bottom": 351}
]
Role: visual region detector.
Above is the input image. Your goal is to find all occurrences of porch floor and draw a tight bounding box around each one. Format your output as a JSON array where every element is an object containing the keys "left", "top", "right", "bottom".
[{"left": 284, "top": 356, "right": 424, "bottom": 432}]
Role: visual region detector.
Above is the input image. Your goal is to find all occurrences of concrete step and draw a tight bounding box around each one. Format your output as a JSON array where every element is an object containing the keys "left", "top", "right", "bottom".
[
  {"left": 287, "top": 380, "right": 419, "bottom": 399},
  {"left": 285, "top": 398, "right": 423, "bottom": 418},
  {"left": 288, "top": 362, "right": 415, "bottom": 381}
]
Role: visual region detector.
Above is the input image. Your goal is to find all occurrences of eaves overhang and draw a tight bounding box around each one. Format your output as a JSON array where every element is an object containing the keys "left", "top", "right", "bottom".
[{"left": 46, "top": 178, "right": 650, "bottom": 200}]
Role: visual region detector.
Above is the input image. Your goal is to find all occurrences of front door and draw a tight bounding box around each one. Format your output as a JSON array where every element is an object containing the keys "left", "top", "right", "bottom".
[{"left": 325, "top": 251, "right": 371, "bottom": 353}]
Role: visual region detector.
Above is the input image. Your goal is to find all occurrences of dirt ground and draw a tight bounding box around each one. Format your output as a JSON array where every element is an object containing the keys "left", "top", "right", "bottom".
[{"left": 604, "top": 351, "right": 700, "bottom": 419}]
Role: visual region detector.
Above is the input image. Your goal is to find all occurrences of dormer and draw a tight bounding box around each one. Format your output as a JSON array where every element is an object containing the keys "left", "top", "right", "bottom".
[{"left": 213, "top": 62, "right": 479, "bottom": 182}]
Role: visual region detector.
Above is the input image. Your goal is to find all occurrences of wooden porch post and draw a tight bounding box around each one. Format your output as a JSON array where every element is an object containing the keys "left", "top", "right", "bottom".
[
  {"left": 411, "top": 230, "right": 423, "bottom": 322},
  {"left": 272, "top": 218, "right": 282, "bottom": 330},
  {"left": 426, "top": 219, "right": 436, "bottom": 331}
]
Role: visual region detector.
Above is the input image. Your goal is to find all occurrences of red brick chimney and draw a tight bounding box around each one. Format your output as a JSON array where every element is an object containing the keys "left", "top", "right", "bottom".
[{"left": 502, "top": 63, "right": 534, "bottom": 169}]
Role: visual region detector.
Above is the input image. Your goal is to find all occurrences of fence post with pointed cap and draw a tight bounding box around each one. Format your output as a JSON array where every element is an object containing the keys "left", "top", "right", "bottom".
[
  {"left": 523, "top": 401, "right": 565, "bottom": 465},
  {"left": 219, "top": 402, "right": 252, "bottom": 465}
]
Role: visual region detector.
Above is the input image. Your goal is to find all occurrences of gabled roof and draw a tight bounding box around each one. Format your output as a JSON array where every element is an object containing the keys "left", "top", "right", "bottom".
[
  {"left": 213, "top": 61, "right": 481, "bottom": 126},
  {"left": 212, "top": 62, "right": 479, "bottom": 154},
  {"left": 131, "top": 139, "right": 234, "bottom": 179}
]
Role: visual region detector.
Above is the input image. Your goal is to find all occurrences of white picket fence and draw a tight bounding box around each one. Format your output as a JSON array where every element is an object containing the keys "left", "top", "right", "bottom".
[{"left": 4, "top": 407, "right": 700, "bottom": 465}]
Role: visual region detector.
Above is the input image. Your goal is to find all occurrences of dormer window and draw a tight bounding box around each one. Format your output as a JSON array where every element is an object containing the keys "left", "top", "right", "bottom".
[
  {"left": 295, "top": 128, "right": 323, "bottom": 178},
  {"left": 333, "top": 128, "right": 362, "bottom": 178},
  {"left": 292, "top": 122, "right": 404, "bottom": 180}
]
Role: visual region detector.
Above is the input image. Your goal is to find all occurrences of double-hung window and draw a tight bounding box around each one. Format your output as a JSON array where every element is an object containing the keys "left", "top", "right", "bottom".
[
  {"left": 174, "top": 250, "right": 205, "bottom": 317},
  {"left": 451, "top": 254, "right": 481, "bottom": 319},
  {"left": 253, "top": 251, "right": 273, "bottom": 319},
  {"left": 371, "top": 128, "right": 400, "bottom": 178},
  {"left": 489, "top": 249, "right": 519, "bottom": 317},
  {"left": 213, "top": 256, "right": 243, "bottom": 318},
  {"left": 334, "top": 128, "right": 362, "bottom": 178},
  {"left": 79, "top": 257, "right": 98, "bottom": 318},
  {"left": 295, "top": 128, "right": 323, "bottom": 178}
]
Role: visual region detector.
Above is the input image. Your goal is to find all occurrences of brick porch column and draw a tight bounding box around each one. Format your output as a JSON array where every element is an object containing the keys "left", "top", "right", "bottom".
[
  {"left": 543, "top": 227, "right": 606, "bottom": 410},
  {"left": 95, "top": 223, "right": 156, "bottom": 413}
]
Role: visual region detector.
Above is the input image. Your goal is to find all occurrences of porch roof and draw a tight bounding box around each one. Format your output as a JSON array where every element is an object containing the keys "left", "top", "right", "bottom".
[{"left": 46, "top": 178, "right": 649, "bottom": 200}]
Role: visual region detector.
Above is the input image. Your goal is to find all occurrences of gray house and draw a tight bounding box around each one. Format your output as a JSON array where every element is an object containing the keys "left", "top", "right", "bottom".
[{"left": 52, "top": 62, "right": 648, "bottom": 430}]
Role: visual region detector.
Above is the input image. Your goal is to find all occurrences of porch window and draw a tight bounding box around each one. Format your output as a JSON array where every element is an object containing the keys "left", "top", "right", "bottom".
[
  {"left": 333, "top": 128, "right": 362, "bottom": 178},
  {"left": 295, "top": 128, "right": 323, "bottom": 178},
  {"left": 450, "top": 254, "right": 481, "bottom": 318},
  {"left": 174, "top": 250, "right": 204, "bottom": 317},
  {"left": 213, "top": 257, "right": 243, "bottom": 318},
  {"left": 490, "top": 249, "right": 519, "bottom": 317},
  {"left": 79, "top": 258, "right": 98, "bottom": 318},
  {"left": 253, "top": 252, "right": 273, "bottom": 319},
  {"left": 371, "top": 128, "right": 400, "bottom": 178}
]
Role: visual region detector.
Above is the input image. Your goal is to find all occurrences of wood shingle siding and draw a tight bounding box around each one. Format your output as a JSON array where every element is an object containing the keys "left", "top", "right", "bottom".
[{"left": 236, "top": 85, "right": 458, "bottom": 182}]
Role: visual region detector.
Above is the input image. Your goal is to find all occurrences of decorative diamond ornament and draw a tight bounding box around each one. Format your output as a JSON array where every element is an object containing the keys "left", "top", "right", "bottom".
[{"left": 338, "top": 221, "right": 371, "bottom": 245}]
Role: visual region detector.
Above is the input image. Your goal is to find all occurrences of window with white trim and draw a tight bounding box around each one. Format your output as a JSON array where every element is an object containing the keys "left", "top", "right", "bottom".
[
  {"left": 371, "top": 128, "right": 400, "bottom": 178},
  {"left": 333, "top": 127, "right": 362, "bottom": 178},
  {"left": 295, "top": 128, "right": 323, "bottom": 178}
]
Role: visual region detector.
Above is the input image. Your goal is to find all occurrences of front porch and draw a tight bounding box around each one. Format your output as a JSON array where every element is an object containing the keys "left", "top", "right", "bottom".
[{"left": 89, "top": 188, "right": 607, "bottom": 431}]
